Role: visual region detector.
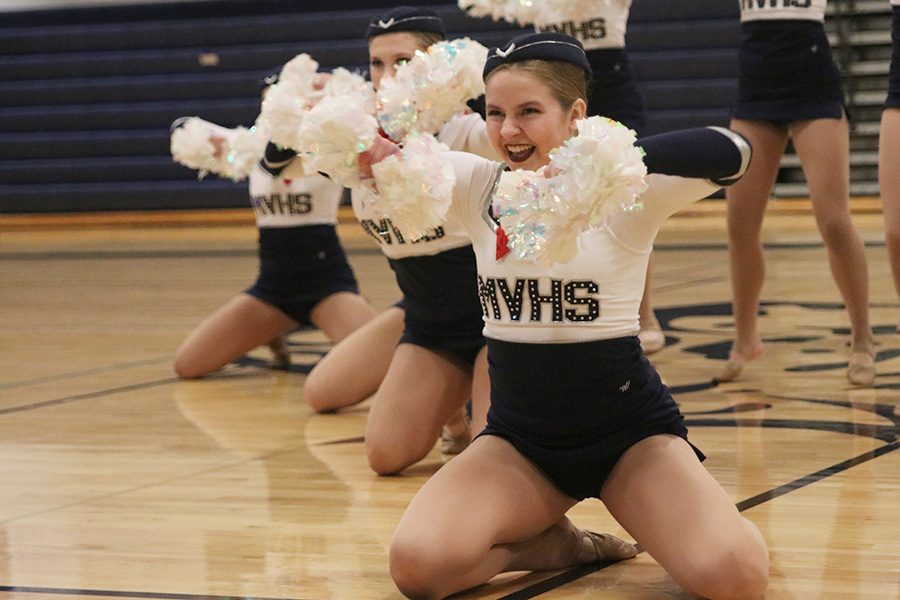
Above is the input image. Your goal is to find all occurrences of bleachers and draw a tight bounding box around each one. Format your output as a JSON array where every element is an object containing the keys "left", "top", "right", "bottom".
[{"left": 0, "top": 0, "right": 745, "bottom": 213}]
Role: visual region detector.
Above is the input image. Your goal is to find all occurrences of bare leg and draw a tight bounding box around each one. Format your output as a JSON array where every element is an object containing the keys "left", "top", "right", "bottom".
[
  {"left": 469, "top": 346, "right": 491, "bottom": 435},
  {"left": 303, "top": 306, "right": 404, "bottom": 412},
  {"left": 444, "top": 345, "right": 491, "bottom": 453},
  {"left": 719, "top": 118, "right": 789, "bottom": 382},
  {"left": 173, "top": 293, "right": 297, "bottom": 378},
  {"left": 309, "top": 290, "right": 379, "bottom": 343},
  {"left": 602, "top": 435, "right": 769, "bottom": 600},
  {"left": 390, "top": 436, "right": 636, "bottom": 600},
  {"left": 880, "top": 108, "right": 900, "bottom": 328},
  {"left": 365, "top": 343, "right": 473, "bottom": 475},
  {"left": 637, "top": 254, "right": 665, "bottom": 354},
  {"left": 792, "top": 116, "right": 875, "bottom": 385}
]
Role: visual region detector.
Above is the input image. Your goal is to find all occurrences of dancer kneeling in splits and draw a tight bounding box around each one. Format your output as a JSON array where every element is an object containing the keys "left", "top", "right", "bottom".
[{"left": 336, "top": 31, "right": 769, "bottom": 600}]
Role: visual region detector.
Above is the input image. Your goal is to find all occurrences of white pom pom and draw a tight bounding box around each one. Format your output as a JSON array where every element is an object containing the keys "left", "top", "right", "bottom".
[
  {"left": 299, "top": 93, "right": 379, "bottom": 187},
  {"left": 170, "top": 117, "right": 267, "bottom": 182},
  {"left": 278, "top": 53, "right": 320, "bottom": 95},
  {"left": 258, "top": 83, "right": 309, "bottom": 151},
  {"left": 377, "top": 38, "right": 487, "bottom": 141},
  {"left": 494, "top": 116, "right": 647, "bottom": 264},
  {"left": 257, "top": 53, "right": 323, "bottom": 150},
  {"left": 368, "top": 133, "right": 456, "bottom": 240},
  {"left": 170, "top": 117, "right": 218, "bottom": 178},
  {"left": 219, "top": 123, "right": 267, "bottom": 181}
]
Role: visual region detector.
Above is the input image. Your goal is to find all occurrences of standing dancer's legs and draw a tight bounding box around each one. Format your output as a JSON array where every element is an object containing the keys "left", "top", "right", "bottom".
[
  {"left": 880, "top": 108, "right": 900, "bottom": 329},
  {"left": 792, "top": 115, "right": 875, "bottom": 385},
  {"left": 718, "top": 118, "right": 789, "bottom": 382}
]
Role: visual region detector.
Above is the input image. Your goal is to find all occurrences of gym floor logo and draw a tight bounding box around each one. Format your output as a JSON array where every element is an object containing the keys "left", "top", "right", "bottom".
[{"left": 657, "top": 300, "right": 899, "bottom": 445}]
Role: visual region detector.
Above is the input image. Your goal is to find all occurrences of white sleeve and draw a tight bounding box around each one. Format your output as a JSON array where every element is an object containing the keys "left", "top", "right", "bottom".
[
  {"left": 444, "top": 151, "right": 504, "bottom": 229},
  {"left": 439, "top": 113, "right": 502, "bottom": 160},
  {"left": 606, "top": 174, "right": 720, "bottom": 251}
]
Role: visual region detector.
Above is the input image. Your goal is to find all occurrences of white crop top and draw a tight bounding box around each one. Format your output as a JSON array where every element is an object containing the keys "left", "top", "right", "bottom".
[
  {"left": 444, "top": 152, "right": 721, "bottom": 343},
  {"left": 536, "top": 0, "right": 631, "bottom": 50},
  {"left": 351, "top": 112, "right": 499, "bottom": 259},
  {"left": 740, "top": 0, "right": 827, "bottom": 23},
  {"left": 248, "top": 161, "right": 343, "bottom": 228}
]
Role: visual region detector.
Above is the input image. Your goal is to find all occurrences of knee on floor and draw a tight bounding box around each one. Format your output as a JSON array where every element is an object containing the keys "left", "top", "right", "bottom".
[
  {"left": 389, "top": 535, "right": 457, "bottom": 600},
  {"left": 685, "top": 541, "right": 769, "bottom": 600}
]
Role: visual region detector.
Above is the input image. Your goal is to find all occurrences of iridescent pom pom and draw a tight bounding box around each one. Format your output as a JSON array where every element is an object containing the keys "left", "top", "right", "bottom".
[
  {"left": 493, "top": 116, "right": 647, "bottom": 265},
  {"left": 298, "top": 93, "right": 379, "bottom": 188},
  {"left": 377, "top": 37, "right": 487, "bottom": 142},
  {"left": 369, "top": 133, "right": 456, "bottom": 240}
]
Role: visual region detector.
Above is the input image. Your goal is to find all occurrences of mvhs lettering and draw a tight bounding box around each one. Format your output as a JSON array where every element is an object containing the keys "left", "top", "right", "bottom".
[
  {"left": 478, "top": 276, "right": 600, "bottom": 323},
  {"left": 539, "top": 18, "right": 606, "bottom": 41},
  {"left": 251, "top": 193, "right": 312, "bottom": 215},
  {"left": 741, "top": 0, "right": 811, "bottom": 8},
  {"left": 360, "top": 218, "right": 446, "bottom": 245}
]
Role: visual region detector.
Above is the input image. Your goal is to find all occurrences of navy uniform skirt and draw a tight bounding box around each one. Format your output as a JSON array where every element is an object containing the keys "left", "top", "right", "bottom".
[
  {"left": 481, "top": 336, "right": 704, "bottom": 501},
  {"left": 887, "top": 6, "right": 900, "bottom": 108},
  {"left": 585, "top": 48, "right": 647, "bottom": 135},
  {"left": 245, "top": 225, "right": 359, "bottom": 325},
  {"left": 389, "top": 245, "right": 486, "bottom": 366},
  {"left": 734, "top": 20, "right": 845, "bottom": 123}
]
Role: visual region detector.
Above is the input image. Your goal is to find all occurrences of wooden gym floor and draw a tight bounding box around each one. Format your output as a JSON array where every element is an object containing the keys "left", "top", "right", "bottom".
[{"left": 0, "top": 200, "right": 898, "bottom": 599}]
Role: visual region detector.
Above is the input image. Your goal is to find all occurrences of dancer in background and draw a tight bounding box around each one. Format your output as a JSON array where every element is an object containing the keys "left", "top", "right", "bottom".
[
  {"left": 717, "top": 0, "right": 876, "bottom": 386},
  {"left": 880, "top": 0, "right": 900, "bottom": 331},
  {"left": 304, "top": 5, "right": 499, "bottom": 467},
  {"left": 171, "top": 76, "right": 378, "bottom": 379}
]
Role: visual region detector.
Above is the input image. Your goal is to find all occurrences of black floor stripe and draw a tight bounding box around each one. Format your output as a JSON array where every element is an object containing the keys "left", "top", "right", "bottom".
[
  {"left": 0, "top": 586, "right": 304, "bottom": 600},
  {"left": 0, "top": 247, "right": 384, "bottom": 261},
  {"left": 0, "top": 357, "right": 172, "bottom": 391},
  {"left": 0, "top": 240, "right": 886, "bottom": 263},
  {"left": 735, "top": 439, "right": 900, "bottom": 512},
  {"left": 0, "top": 377, "right": 178, "bottom": 416},
  {"left": 498, "top": 440, "right": 899, "bottom": 599}
]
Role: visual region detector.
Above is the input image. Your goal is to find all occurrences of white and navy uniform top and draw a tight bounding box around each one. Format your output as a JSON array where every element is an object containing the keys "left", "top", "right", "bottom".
[
  {"left": 887, "top": 0, "right": 900, "bottom": 108},
  {"left": 536, "top": 1, "right": 645, "bottom": 133},
  {"left": 734, "top": 0, "right": 844, "bottom": 122},
  {"left": 351, "top": 112, "right": 499, "bottom": 362},
  {"left": 244, "top": 154, "right": 359, "bottom": 325},
  {"left": 441, "top": 126, "right": 751, "bottom": 500}
]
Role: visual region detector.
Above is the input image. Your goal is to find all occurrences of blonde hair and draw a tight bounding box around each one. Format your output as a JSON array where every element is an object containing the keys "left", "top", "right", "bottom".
[
  {"left": 487, "top": 59, "right": 588, "bottom": 109},
  {"left": 413, "top": 31, "right": 444, "bottom": 50}
]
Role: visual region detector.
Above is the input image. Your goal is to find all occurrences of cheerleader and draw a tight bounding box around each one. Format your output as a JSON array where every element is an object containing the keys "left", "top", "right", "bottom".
[
  {"left": 172, "top": 78, "right": 378, "bottom": 379},
  {"left": 303, "top": 5, "right": 501, "bottom": 468},
  {"left": 461, "top": 0, "right": 664, "bottom": 353},
  {"left": 351, "top": 32, "right": 767, "bottom": 598},
  {"left": 880, "top": 0, "right": 900, "bottom": 330},
  {"left": 718, "top": 0, "right": 876, "bottom": 385}
]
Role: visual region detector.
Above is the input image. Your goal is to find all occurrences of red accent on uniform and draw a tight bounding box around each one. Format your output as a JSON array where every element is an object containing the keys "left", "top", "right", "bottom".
[{"left": 496, "top": 226, "right": 510, "bottom": 260}]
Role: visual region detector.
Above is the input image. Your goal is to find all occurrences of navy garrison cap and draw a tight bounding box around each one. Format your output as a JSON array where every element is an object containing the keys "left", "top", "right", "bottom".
[
  {"left": 483, "top": 32, "right": 592, "bottom": 80},
  {"left": 366, "top": 6, "right": 445, "bottom": 39}
]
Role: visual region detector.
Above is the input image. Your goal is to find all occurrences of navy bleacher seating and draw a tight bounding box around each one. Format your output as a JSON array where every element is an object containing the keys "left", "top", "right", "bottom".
[{"left": 0, "top": 0, "right": 739, "bottom": 213}]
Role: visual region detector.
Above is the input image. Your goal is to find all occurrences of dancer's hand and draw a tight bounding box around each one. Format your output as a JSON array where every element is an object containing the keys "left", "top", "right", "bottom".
[{"left": 358, "top": 135, "right": 401, "bottom": 179}]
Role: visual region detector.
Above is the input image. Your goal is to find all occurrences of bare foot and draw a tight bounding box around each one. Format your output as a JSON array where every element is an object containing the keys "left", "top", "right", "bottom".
[
  {"left": 267, "top": 335, "right": 290, "bottom": 370},
  {"left": 716, "top": 340, "right": 763, "bottom": 383},
  {"left": 440, "top": 407, "right": 471, "bottom": 455},
  {"left": 847, "top": 342, "right": 875, "bottom": 387},
  {"left": 506, "top": 519, "right": 637, "bottom": 572}
]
